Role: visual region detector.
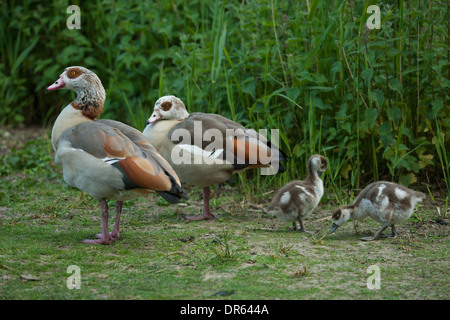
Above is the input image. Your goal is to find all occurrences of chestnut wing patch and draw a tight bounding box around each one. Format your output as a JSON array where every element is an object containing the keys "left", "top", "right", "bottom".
[
  {"left": 169, "top": 113, "right": 285, "bottom": 170},
  {"left": 114, "top": 156, "right": 170, "bottom": 191},
  {"left": 63, "top": 121, "right": 173, "bottom": 193},
  {"left": 100, "top": 119, "right": 184, "bottom": 188},
  {"left": 233, "top": 135, "right": 273, "bottom": 168}
]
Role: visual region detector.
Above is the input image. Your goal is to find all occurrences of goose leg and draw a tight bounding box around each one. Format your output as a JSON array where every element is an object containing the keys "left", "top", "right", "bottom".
[
  {"left": 377, "top": 224, "right": 397, "bottom": 239},
  {"left": 390, "top": 224, "right": 397, "bottom": 238},
  {"left": 360, "top": 222, "right": 389, "bottom": 241},
  {"left": 94, "top": 201, "right": 123, "bottom": 241},
  {"left": 296, "top": 217, "right": 313, "bottom": 233},
  {"left": 184, "top": 186, "right": 215, "bottom": 221},
  {"left": 82, "top": 199, "right": 113, "bottom": 245},
  {"left": 110, "top": 201, "right": 123, "bottom": 241}
]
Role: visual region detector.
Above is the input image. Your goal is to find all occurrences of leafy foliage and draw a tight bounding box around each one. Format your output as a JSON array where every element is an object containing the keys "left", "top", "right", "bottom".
[
  {"left": 0, "top": 0, "right": 449, "bottom": 195},
  {"left": 0, "top": 137, "right": 56, "bottom": 178}
]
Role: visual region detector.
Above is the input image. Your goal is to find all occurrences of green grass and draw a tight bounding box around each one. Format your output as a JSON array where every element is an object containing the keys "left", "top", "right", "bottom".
[
  {"left": 0, "top": 137, "right": 448, "bottom": 300},
  {"left": 1, "top": 0, "right": 449, "bottom": 195},
  {"left": 1, "top": 196, "right": 447, "bottom": 300},
  {"left": 0, "top": 0, "right": 449, "bottom": 301}
]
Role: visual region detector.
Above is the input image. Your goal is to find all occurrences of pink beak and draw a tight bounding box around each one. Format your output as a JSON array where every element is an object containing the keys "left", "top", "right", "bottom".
[
  {"left": 47, "top": 77, "right": 66, "bottom": 91},
  {"left": 147, "top": 110, "right": 162, "bottom": 124}
]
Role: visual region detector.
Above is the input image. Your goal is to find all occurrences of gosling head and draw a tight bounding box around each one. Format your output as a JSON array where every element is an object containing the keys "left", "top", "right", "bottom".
[{"left": 330, "top": 206, "right": 353, "bottom": 233}]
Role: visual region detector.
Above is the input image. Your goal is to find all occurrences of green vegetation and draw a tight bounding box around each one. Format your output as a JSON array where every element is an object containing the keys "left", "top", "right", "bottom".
[
  {"left": 0, "top": 130, "right": 449, "bottom": 300},
  {"left": 0, "top": 0, "right": 449, "bottom": 300},
  {"left": 1, "top": 0, "right": 448, "bottom": 196}
]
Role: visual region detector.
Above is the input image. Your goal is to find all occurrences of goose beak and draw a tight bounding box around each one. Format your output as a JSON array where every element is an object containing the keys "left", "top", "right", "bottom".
[
  {"left": 148, "top": 110, "right": 161, "bottom": 124},
  {"left": 47, "top": 77, "right": 66, "bottom": 91},
  {"left": 330, "top": 223, "right": 339, "bottom": 233}
]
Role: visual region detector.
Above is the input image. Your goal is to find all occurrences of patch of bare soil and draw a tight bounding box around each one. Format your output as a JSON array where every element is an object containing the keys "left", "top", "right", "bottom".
[{"left": 0, "top": 126, "right": 49, "bottom": 157}]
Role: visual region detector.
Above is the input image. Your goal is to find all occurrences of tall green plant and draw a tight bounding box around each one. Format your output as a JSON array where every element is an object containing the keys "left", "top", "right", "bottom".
[{"left": 0, "top": 0, "right": 448, "bottom": 196}]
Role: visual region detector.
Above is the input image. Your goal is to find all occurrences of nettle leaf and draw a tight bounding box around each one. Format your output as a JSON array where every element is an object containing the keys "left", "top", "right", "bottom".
[
  {"left": 326, "top": 127, "right": 337, "bottom": 142},
  {"left": 377, "top": 122, "right": 394, "bottom": 148},
  {"left": 369, "top": 89, "right": 384, "bottom": 108},
  {"left": 387, "top": 106, "right": 402, "bottom": 125},
  {"left": 285, "top": 87, "right": 301, "bottom": 104},
  {"left": 397, "top": 154, "right": 420, "bottom": 172},
  {"left": 401, "top": 126, "right": 414, "bottom": 143},
  {"left": 366, "top": 50, "right": 376, "bottom": 66},
  {"left": 299, "top": 69, "right": 315, "bottom": 82},
  {"left": 330, "top": 61, "right": 341, "bottom": 76},
  {"left": 312, "top": 96, "right": 332, "bottom": 110},
  {"left": 336, "top": 103, "right": 348, "bottom": 119},
  {"left": 440, "top": 77, "right": 450, "bottom": 88},
  {"left": 364, "top": 108, "right": 379, "bottom": 130},
  {"left": 341, "top": 121, "right": 352, "bottom": 135},
  {"left": 242, "top": 79, "right": 257, "bottom": 98},
  {"left": 361, "top": 68, "right": 374, "bottom": 85},
  {"left": 388, "top": 77, "right": 403, "bottom": 95},
  {"left": 397, "top": 144, "right": 409, "bottom": 152},
  {"left": 399, "top": 173, "right": 414, "bottom": 187},
  {"left": 429, "top": 98, "right": 444, "bottom": 119}
]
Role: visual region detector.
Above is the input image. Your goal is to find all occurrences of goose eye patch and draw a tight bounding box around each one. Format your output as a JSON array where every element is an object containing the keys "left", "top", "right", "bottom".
[
  {"left": 332, "top": 209, "right": 341, "bottom": 219},
  {"left": 161, "top": 101, "right": 172, "bottom": 111},
  {"left": 67, "top": 67, "right": 82, "bottom": 79}
]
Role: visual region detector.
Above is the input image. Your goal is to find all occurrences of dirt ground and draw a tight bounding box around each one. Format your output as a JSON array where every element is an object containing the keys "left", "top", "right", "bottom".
[
  {"left": 1, "top": 125, "right": 448, "bottom": 300},
  {"left": 0, "top": 126, "right": 49, "bottom": 157}
]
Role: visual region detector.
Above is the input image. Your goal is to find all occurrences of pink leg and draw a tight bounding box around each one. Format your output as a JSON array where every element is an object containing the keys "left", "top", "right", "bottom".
[
  {"left": 184, "top": 186, "right": 215, "bottom": 221},
  {"left": 110, "top": 201, "right": 123, "bottom": 240},
  {"left": 94, "top": 201, "right": 123, "bottom": 241},
  {"left": 82, "top": 199, "right": 113, "bottom": 245}
]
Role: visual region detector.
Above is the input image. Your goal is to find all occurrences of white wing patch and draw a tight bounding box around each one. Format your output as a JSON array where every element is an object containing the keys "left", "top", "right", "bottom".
[
  {"left": 295, "top": 185, "right": 313, "bottom": 198},
  {"left": 103, "top": 157, "right": 125, "bottom": 164},
  {"left": 280, "top": 191, "right": 291, "bottom": 204},
  {"left": 395, "top": 188, "right": 408, "bottom": 200},
  {"left": 376, "top": 184, "right": 387, "bottom": 202},
  {"left": 178, "top": 144, "right": 224, "bottom": 159}
]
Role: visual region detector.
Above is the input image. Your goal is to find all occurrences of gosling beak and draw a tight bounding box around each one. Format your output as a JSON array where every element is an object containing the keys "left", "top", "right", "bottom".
[{"left": 330, "top": 223, "right": 339, "bottom": 233}]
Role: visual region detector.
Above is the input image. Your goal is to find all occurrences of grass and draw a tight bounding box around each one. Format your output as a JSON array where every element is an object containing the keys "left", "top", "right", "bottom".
[
  {"left": 0, "top": 133, "right": 448, "bottom": 300},
  {"left": 1, "top": 198, "right": 447, "bottom": 300},
  {"left": 0, "top": 0, "right": 449, "bottom": 301},
  {"left": 1, "top": 1, "right": 449, "bottom": 194}
]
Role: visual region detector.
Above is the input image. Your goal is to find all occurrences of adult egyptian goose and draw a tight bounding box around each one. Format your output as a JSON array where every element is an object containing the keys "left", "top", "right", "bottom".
[
  {"left": 267, "top": 155, "right": 327, "bottom": 232},
  {"left": 47, "top": 66, "right": 187, "bottom": 245},
  {"left": 330, "top": 181, "right": 425, "bottom": 241},
  {"left": 143, "top": 95, "right": 287, "bottom": 221}
]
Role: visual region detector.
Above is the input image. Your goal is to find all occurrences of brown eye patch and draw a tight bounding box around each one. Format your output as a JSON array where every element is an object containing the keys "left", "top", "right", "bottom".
[
  {"left": 161, "top": 101, "right": 172, "bottom": 111},
  {"left": 321, "top": 156, "right": 328, "bottom": 169},
  {"left": 332, "top": 209, "right": 341, "bottom": 220},
  {"left": 66, "top": 67, "right": 82, "bottom": 79}
]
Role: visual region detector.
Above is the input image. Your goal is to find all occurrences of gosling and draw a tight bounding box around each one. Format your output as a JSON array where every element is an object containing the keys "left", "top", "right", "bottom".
[
  {"left": 267, "top": 155, "right": 327, "bottom": 232},
  {"left": 330, "top": 181, "right": 425, "bottom": 241}
]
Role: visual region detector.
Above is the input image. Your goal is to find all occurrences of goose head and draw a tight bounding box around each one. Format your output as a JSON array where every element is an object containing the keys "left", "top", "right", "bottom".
[
  {"left": 147, "top": 95, "right": 190, "bottom": 124},
  {"left": 309, "top": 154, "right": 328, "bottom": 174},
  {"left": 47, "top": 66, "right": 103, "bottom": 94},
  {"left": 330, "top": 206, "right": 353, "bottom": 233},
  {"left": 47, "top": 66, "right": 106, "bottom": 120},
  {"left": 47, "top": 66, "right": 106, "bottom": 109}
]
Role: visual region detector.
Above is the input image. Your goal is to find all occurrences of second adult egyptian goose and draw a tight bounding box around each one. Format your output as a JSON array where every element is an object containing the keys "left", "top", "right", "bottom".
[
  {"left": 143, "top": 95, "right": 287, "bottom": 221},
  {"left": 47, "top": 66, "right": 187, "bottom": 244},
  {"left": 267, "top": 155, "right": 327, "bottom": 232},
  {"left": 330, "top": 181, "right": 426, "bottom": 241}
]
